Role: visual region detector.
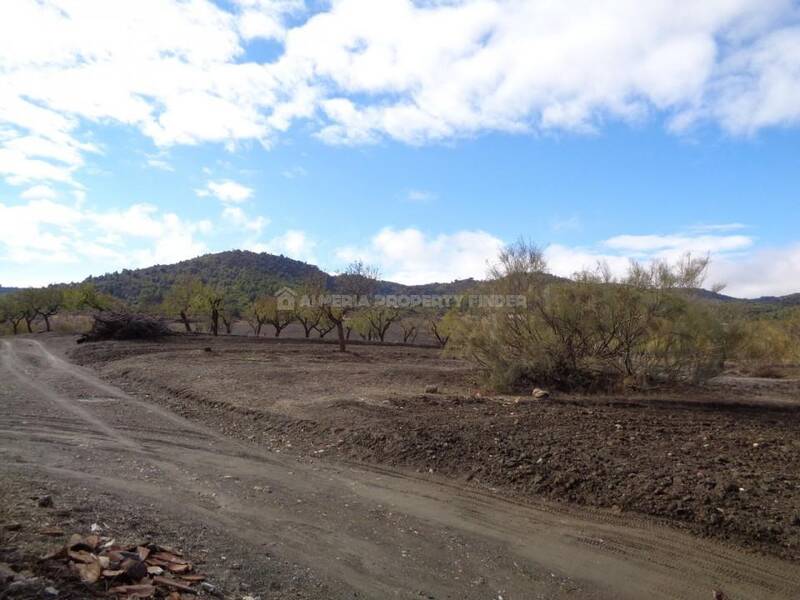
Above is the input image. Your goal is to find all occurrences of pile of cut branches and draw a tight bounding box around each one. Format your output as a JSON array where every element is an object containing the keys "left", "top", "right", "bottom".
[{"left": 77, "top": 313, "right": 170, "bottom": 343}]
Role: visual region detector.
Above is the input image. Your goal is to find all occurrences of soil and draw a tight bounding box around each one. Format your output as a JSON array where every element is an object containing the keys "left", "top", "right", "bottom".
[
  {"left": 2, "top": 333, "right": 799, "bottom": 599},
  {"left": 68, "top": 334, "right": 800, "bottom": 563}
]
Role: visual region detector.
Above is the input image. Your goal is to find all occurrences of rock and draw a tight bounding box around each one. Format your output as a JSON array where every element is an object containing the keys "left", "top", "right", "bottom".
[
  {"left": 43, "top": 586, "right": 59, "bottom": 597},
  {"left": 531, "top": 388, "right": 550, "bottom": 399},
  {"left": 37, "top": 495, "right": 54, "bottom": 508},
  {"left": 424, "top": 385, "right": 439, "bottom": 394}
]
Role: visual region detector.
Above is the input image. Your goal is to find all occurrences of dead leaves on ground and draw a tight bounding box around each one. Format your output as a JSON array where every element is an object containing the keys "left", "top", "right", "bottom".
[{"left": 41, "top": 532, "right": 206, "bottom": 599}]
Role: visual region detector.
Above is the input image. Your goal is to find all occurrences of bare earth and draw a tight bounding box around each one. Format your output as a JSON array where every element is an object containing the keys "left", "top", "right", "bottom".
[{"left": 1, "top": 333, "right": 799, "bottom": 599}]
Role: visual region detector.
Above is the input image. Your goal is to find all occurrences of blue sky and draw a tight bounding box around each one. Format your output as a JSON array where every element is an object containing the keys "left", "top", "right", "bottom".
[{"left": 1, "top": 0, "right": 800, "bottom": 296}]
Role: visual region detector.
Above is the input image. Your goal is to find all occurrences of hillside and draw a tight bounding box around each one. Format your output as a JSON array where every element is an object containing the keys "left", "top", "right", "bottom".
[
  {"left": 15, "top": 249, "right": 800, "bottom": 309},
  {"left": 86, "top": 250, "right": 332, "bottom": 306},
  {"left": 83, "top": 250, "right": 479, "bottom": 306}
]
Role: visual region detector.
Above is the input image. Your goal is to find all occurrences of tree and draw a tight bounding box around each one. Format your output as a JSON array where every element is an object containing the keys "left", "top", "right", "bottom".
[
  {"left": 245, "top": 297, "right": 271, "bottom": 336},
  {"left": 219, "top": 296, "right": 241, "bottom": 334},
  {"left": 264, "top": 299, "right": 295, "bottom": 337},
  {"left": 314, "top": 313, "right": 336, "bottom": 338},
  {"left": 399, "top": 313, "right": 421, "bottom": 343},
  {"left": 163, "top": 276, "right": 203, "bottom": 332},
  {"left": 66, "top": 283, "right": 118, "bottom": 312},
  {"left": 193, "top": 285, "right": 225, "bottom": 336},
  {"left": 34, "top": 288, "right": 64, "bottom": 332},
  {"left": 322, "top": 261, "right": 379, "bottom": 352},
  {"left": 427, "top": 311, "right": 455, "bottom": 348},
  {"left": 16, "top": 289, "right": 40, "bottom": 333},
  {"left": 365, "top": 306, "right": 400, "bottom": 342},
  {"left": 295, "top": 276, "right": 325, "bottom": 338},
  {"left": 0, "top": 295, "right": 25, "bottom": 335}
]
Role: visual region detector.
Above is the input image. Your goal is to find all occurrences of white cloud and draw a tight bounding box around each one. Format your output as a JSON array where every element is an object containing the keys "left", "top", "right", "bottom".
[
  {"left": 196, "top": 179, "right": 254, "bottom": 204},
  {"left": 404, "top": 189, "right": 436, "bottom": 203},
  {"left": 222, "top": 206, "right": 269, "bottom": 233},
  {"left": 0, "top": 197, "right": 210, "bottom": 271},
  {"left": 710, "top": 244, "right": 800, "bottom": 297},
  {"left": 336, "top": 227, "right": 504, "bottom": 284},
  {"left": 603, "top": 233, "right": 753, "bottom": 257},
  {"left": 281, "top": 165, "right": 308, "bottom": 179},
  {"left": 145, "top": 156, "right": 174, "bottom": 171},
  {"left": 249, "top": 229, "right": 317, "bottom": 262},
  {"left": 21, "top": 184, "right": 58, "bottom": 200},
  {"left": 1, "top": 0, "right": 800, "bottom": 188}
]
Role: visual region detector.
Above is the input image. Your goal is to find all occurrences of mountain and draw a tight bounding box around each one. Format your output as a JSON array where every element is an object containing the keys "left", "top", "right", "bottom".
[
  {"left": 84, "top": 250, "right": 480, "bottom": 306},
  {"left": 13, "top": 249, "right": 800, "bottom": 309},
  {"left": 86, "top": 250, "right": 332, "bottom": 306},
  {"left": 751, "top": 292, "right": 800, "bottom": 307}
]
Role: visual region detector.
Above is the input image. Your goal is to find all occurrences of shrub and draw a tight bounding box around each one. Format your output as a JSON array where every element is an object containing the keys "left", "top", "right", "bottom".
[{"left": 448, "top": 241, "right": 728, "bottom": 392}]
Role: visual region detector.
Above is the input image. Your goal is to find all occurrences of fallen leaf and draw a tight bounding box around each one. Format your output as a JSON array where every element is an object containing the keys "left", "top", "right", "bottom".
[
  {"left": 166, "top": 562, "right": 191, "bottom": 574},
  {"left": 102, "top": 569, "right": 124, "bottom": 578},
  {"left": 109, "top": 584, "right": 156, "bottom": 598},
  {"left": 67, "top": 549, "right": 95, "bottom": 564},
  {"left": 152, "top": 575, "right": 195, "bottom": 593},
  {"left": 75, "top": 558, "right": 103, "bottom": 583}
]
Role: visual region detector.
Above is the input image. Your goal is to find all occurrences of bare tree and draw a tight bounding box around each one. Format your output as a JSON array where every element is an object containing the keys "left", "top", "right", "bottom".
[
  {"left": 399, "top": 314, "right": 420, "bottom": 343},
  {"left": 322, "top": 261, "right": 380, "bottom": 351},
  {"left": 366, "top": 306, "right": 401, "bottom": 342}
]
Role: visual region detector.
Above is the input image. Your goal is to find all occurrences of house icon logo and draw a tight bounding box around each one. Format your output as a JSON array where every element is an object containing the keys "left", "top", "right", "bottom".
[{"left": 274, "top": 286, "right": 297, "bottom": 311}]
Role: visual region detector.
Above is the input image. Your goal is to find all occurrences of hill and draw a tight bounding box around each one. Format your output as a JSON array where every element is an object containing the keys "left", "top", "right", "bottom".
[
  {"left": 86, "top": 250, "right": 332, "bottom": 306},
  {"left": 12, "top": 249, "right": 800, "bottom": 309},
  {"left": 84, "top": 250, "right": 479, "bottom": 306}
]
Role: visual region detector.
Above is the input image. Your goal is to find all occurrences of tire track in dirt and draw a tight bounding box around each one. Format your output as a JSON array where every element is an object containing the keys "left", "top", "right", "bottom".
[{"left": 2, "top": 336, "right": 799, "bottom": 599}]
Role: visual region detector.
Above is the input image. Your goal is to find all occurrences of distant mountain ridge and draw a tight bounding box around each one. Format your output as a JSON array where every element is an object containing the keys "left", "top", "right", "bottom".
[
  {"left": 82, "top": 250, "right": 489, "bottom": 306},
  {"left": 9, "top": 250, "right": 800, "bottom": 308}
]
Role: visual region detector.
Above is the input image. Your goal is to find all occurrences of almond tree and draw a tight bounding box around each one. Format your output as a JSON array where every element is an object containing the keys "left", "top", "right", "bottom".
[
  {"left": 163, "top": 275, "right": 203, "bottom": 332},
  {"left": 245, "top": 297, "right": 271, "bottom": 336},
  {"left": 0, "top": 294, "right": 25, "bottom": 335},
  {"left": 34, "top": 288, "right": 64, "bottom": 332},
  {"left": 323, "top": 261, "right": 380, "bottom": 352}
]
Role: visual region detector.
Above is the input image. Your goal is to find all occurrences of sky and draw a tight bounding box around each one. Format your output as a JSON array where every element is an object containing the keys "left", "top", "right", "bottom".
[{"left": 1, "top": 0, "right": 799, "bottom": 297}]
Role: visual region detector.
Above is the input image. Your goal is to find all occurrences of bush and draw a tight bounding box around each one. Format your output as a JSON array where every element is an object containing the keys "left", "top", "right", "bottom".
[{"left": 448, "top": 242, "right": 728, "bottom": 392}]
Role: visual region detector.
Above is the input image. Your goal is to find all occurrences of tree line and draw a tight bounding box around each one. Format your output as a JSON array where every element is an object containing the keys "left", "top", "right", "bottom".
[{"left": 160, "top": 261, "right": 454, "bottom": 352}]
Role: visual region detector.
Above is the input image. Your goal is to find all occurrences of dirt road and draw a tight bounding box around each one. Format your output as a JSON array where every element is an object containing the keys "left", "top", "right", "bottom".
[{"left": 1, "top": 337, "right": 797, "bottom": 599}]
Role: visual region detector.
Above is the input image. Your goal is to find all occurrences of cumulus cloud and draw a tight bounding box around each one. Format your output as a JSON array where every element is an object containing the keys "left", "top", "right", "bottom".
[
  {"left": 249, "top": 229, "right": 317, "bottom": 263},
  {"left": 196, "top": 179, "right": 254, "bottom": 204},
  {"left": 2, "top": 1, "right": 800, "bottom": 187},
  {"left": 222, "top": 205, "right": 269, "bottom": 233},
  {"left": 0, "top": 197, "right": 210, "bottom": 270},
  {"left": 335, "top": 227, "right": 504, "bottom": 284}
]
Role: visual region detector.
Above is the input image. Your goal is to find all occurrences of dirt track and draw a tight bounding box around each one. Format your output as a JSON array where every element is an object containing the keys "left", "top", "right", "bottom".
[{"left": 1, "top": 335, "right": 799, "bottom": 599}]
